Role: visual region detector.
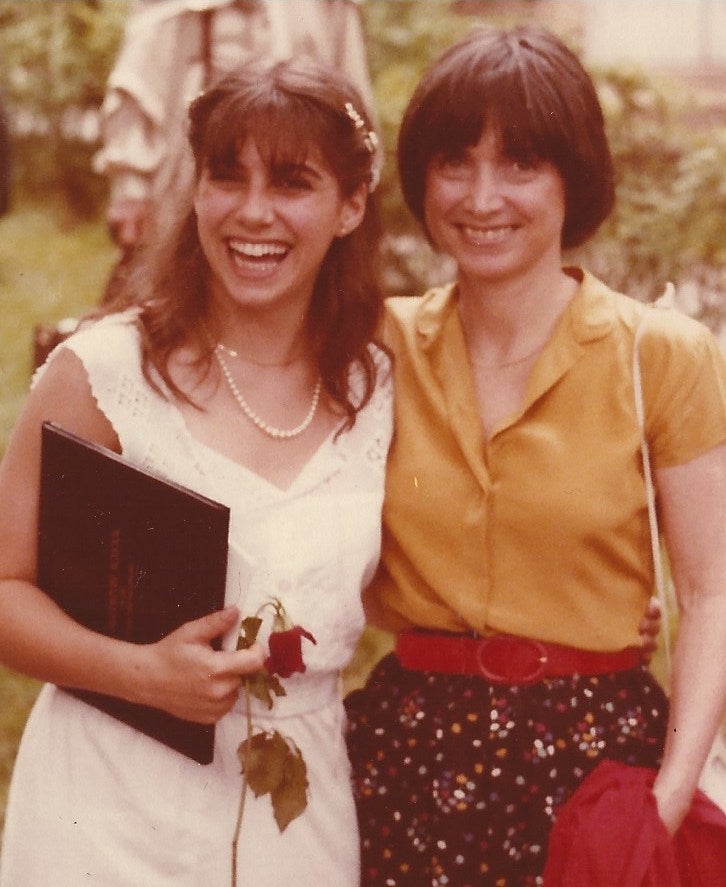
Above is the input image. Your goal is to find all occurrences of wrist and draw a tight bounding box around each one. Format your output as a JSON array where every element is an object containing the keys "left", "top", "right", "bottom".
[
  {"left": 109, "top": 640, "right": 156, "bottom": 707},
  {"left": 651, "top": 776, "right": 692, "bottom": 835}
]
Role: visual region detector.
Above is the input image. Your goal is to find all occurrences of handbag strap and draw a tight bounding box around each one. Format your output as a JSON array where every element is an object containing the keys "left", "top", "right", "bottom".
[{"left": 632, "top": 283, "right": 676, "bottom": 673}]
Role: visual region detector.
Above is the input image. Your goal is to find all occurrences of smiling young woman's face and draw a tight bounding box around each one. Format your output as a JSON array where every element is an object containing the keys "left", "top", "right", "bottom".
[
  {"left": 194, "top": 138, "right": 365, "bottom": 318},
  {"left": 423, "top": 128, "right": 567, "bottom": 291}
]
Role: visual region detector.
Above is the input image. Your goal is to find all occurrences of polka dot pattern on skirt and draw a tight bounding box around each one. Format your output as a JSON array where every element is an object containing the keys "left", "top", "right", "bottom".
[{"left": 345, "top": 653, "right": 667, "bottom": 886}]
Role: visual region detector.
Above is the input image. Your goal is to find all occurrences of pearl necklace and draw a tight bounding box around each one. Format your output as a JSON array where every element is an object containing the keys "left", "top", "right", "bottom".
[{"left": 214, "top": 344, "right": 322, "bottom": 440}]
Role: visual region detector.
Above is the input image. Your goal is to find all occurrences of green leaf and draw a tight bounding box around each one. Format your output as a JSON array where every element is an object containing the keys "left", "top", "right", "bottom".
[
  {"left": 270, "top": 743, "right": 309, "bottom": 832},
  {"left": 267, "top": 673, "right": 287, "bottom": 699},
  {"left": 237, "top": 616, "right": 263, "bottom": 650},
  {"left": 244, "top": 671, "right": 287, "bottom": 709},
  {"left": 245, "top": 673, "right": 274, "bottom": 708},
  {"left": 236, "top": 730, "right": 309, "bottom": 831},
  {"left": 238, "top": 731, "right": 288, "bottom": 798}
]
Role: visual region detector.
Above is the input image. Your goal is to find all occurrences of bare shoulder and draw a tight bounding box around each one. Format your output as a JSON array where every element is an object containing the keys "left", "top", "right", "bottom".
[
  {"left": 1, "top": 347, "right": 119, "bottom": 501},
  {"left": 0, "top": 347, "right": 120, "bottom": 580},
  {"left": 27, "top": 347, "right": 120, "bottom": 449}
]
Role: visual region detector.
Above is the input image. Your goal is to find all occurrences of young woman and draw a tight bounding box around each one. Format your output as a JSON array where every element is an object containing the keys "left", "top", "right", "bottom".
[
  {"left": 346, "top": 25, "right": 726, "bottom": 886},
  {"left": 0, "top": 60, "right": 391, "bottom": 886}
]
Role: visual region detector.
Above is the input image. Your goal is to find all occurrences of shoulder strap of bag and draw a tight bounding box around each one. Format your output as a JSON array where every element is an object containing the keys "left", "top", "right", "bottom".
[{"left": 632, "top": 282, "right": 676, "bottom": 673}]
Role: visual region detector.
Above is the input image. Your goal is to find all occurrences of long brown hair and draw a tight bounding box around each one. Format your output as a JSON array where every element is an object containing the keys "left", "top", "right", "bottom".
[{"left": 105, "top": 59, "right": 384, "bottom": 426}]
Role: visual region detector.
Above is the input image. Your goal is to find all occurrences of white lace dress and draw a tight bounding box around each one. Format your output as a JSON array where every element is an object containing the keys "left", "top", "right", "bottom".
[{"left": 0, "top": 314, "right": 393, "bottom": 887}]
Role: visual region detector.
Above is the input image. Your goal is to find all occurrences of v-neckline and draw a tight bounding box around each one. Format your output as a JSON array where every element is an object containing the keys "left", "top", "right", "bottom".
[{"left": 165, "top": 397, "right": 346, "bottom": 496}]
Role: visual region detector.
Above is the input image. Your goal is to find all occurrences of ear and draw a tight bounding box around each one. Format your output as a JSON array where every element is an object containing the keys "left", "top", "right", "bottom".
[{"left": 336, "top": 182, "right": 368, "bottom": 239}]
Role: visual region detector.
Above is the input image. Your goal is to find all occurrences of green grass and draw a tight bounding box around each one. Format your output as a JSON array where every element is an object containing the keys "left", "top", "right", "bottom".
[
  {"left": 0, "top": 199, "right": 117, "bottom": 452},
  {"left": 0, "top": 197, "right": 116, "bottom": 837}
]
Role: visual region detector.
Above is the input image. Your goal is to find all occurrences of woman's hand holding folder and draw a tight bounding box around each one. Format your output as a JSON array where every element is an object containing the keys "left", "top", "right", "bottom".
[{"left": 137, "top": 606, "right": 265, "bottom": 725}]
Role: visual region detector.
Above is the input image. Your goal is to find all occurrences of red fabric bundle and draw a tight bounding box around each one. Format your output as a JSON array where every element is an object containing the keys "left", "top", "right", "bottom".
[{"left": 544, "top": 760, "right": 726, "bottom": 886}]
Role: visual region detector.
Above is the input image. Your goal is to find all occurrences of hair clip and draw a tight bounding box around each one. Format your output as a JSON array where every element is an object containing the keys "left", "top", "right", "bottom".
[
  {"left": 368, "top": 159, "right": 382, "bottom": 193},
  {"left": 344, "top": 102, "right": 378, "bottom": 156},
  {"left": 344, "top": 101, "right": 382, "bottom": 191},
  {"left": 344, "top": 101, "right": 366, "bottom": 130},
  {"left": 363, "top": 129, "right": 379, "bottom": 156}
]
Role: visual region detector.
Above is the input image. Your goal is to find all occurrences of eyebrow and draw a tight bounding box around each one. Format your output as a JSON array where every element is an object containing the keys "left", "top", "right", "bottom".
[
  {"left": 273, "top": 160, "right": 323, "bottom": 180},
  {"left": 208, "top": 157, "right": 324, "bottom": 181}
]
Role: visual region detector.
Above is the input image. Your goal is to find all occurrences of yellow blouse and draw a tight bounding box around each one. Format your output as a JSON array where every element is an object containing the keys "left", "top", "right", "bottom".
[{"left": 374, "top": 269, "right": 726, "bottom": 650}]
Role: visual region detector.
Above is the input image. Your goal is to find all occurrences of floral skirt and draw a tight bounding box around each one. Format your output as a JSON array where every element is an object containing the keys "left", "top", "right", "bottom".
[{"left": 345, "top": 653, "right": 668, "bottom": 887}]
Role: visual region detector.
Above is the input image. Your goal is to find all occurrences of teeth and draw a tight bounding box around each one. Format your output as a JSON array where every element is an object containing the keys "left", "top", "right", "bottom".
[
  {"left": 229, "top": 240, "right": 287, "bottom": 258},
  {"left": 462, "top": 225, "right": 516, "bottom": 242}
]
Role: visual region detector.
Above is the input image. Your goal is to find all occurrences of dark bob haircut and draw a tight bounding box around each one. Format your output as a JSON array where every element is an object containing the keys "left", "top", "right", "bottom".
[{"left": 398, "top": 26, "right": 615, "bottom": 249}]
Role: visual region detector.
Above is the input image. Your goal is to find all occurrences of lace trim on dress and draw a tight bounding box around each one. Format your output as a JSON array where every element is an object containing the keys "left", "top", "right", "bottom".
[{"left": 41, "top": 314, "right": 393, "bottom": 498}]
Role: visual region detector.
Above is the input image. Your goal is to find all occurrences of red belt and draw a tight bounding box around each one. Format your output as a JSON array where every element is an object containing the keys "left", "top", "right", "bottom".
[{"left": 396, "top": 631, "right": 641, "bottom": 685}]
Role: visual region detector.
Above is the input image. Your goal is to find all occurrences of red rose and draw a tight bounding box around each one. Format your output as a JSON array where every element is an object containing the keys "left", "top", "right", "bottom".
[{"left": 265, "top": 626, "right": 317, "bottom": 678}]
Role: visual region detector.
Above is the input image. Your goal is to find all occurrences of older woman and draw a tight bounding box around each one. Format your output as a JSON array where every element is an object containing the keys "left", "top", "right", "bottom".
[{"left": 346, "top": 25, "right": 726, "bottom": 886}]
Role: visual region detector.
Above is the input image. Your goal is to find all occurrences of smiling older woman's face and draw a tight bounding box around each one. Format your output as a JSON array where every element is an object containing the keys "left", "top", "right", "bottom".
[{"left": 423, "top": 128, "right": 566, "bottom": 290}]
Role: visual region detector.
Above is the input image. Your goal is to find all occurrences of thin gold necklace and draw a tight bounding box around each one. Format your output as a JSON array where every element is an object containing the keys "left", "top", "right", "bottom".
[
  {"left": 213, "top": 344, "right": 322, "bottom": 440},
  {"left": 469, "top": 343, "right": 544, "bottom": 370}
]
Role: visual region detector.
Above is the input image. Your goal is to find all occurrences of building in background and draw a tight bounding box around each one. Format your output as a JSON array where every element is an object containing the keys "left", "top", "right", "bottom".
[
  {"left": 584, "top": 0, "right": 726, "bottom": 69},
  {"left": 584, "top": 0, "right": 726, "bottom": 118},
  {"left": 456, "top": 0, "right": 725, "bottom": 85}
]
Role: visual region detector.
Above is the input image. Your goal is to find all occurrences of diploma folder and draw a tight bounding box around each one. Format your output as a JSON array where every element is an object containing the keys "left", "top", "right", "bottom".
[{"left": 37, "top": 422, "right": 230, "bottom": 764}]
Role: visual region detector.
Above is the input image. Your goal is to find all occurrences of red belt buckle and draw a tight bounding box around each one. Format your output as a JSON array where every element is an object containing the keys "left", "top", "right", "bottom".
[{"left": 475, "top": 635, "right": 549, "bottom": 684}]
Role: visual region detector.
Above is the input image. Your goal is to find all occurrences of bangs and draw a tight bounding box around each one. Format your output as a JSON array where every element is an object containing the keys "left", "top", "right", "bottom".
[
  {"left": 194, "top": 90, "right": 333, "bottom": 178},
  {"left": 189, "top": 63, "right": 375, "bottom": 198},
  {"left": 426, "top": 59, "right": 570, "bottom": 166}
]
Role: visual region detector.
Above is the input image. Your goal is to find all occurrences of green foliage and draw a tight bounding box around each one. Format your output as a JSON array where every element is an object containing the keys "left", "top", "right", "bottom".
[
  {"left": 342, "top": 625, "right": 393, "bottom": 693},
  {"left": 0, "top": 198, "right": 111, "bottom": 836},
  {"left": 576, "top": 66, "right": 726, "bottom": 327},
  {"left": 238, "top": 730, "right": 309, "bottom": 833},
  {"left": 1, "top": 1, "right": 722, "bottom": 320},
  {"left": 0, "top": 0, "right": 128, "bottom": 216},
  {"left": 0, "top": 200, "right": 115, "bottom": 454}
]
